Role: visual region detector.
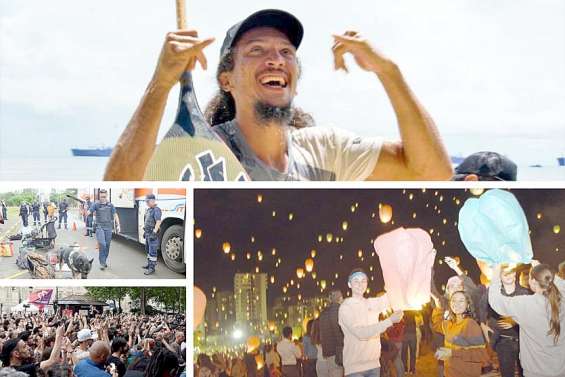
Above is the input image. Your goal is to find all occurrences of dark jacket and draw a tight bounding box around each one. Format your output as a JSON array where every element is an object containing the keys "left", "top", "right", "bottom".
[{"left": 318, "top": 302, "right": 344, "bottom": 365}]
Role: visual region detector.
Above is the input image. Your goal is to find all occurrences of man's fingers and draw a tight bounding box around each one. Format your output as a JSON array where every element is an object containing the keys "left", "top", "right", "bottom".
[
  {"left": 332, "top": 43, "right": 349, "bottom": 72},
  {"left": 332, "top": 34, "right": 362, "bottom": 45},
  {"left": 169, "top": 29, "right": 199, "bottom": 37},
  {"left": 169, "top": 37, "right": 215, "bottom": 54}
]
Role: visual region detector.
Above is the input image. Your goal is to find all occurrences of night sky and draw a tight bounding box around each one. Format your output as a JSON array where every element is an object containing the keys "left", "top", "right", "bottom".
[{"left": 194, "top": 189, "right": 564, "bottom": 303}]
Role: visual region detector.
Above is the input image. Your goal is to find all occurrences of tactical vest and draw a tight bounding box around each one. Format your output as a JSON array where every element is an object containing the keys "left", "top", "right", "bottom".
[
  {"left": 95, "top": 202, "right": 114, "bottom": 230},
  {"left": 144, "top": 207, "right": 158, "bottom": 232}
]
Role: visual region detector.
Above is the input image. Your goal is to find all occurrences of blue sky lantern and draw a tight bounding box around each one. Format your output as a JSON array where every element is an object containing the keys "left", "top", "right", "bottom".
[{"left": 458, "top": 189, "right": 533, "bottom": 265}]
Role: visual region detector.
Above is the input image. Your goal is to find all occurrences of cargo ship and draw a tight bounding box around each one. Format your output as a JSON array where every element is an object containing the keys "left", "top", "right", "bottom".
[
  {"left": 71, "top": 147, "right": 112, "bottom": 157},
  {"left": 558, "top": 156, "right": 565, "bottom": 166}
]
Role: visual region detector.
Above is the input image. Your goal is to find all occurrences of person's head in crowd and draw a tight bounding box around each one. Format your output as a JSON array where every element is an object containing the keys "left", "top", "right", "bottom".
[
  {"left": 446, "top": 275, "right": 464, "bottom": 296},
  {"left": 558, "top": 260, "right": 565, "bottom": 279},
  {"left": 529, "top": 264, "right": 562, "bottom": 344},
  {"left": 77, "top": 328, "right": 97, "bottom": 350},
  {"left": 111, "top": 337, "right": 129, "bottom": 357},
  {"left": 282, "top": 326, "right": 293, "bottom": 340},
  {"left": 89, "top": 340, "right": 111, "bottom": 366},
  {"left": 144, "top": 348, "right": 179, "bottom": 377},
  {"left": 452, "top": 151, "right": 517, "bottom": 181},
  {"left": 175, "top": 331, "right": 184, "bottom": 344},
  {"left": 347, "top": 268, "right": 368, "bottom": 298},
  {"left": 0, "top": 338, "right": 32, "bottom": 366},
  {"left": 500, "top": 264, "right": 518, "bottom": 286},
  {"left": 447, "top": 290, "right": 476, "bottom": 322},
  {"left": 197, "top": 353, "right": 216, "bottom": 372},
  {"left": 328, "top": 289, "right": 343, "bottom": 305}
]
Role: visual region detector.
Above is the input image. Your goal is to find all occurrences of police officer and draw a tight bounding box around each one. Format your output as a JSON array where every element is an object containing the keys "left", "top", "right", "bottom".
[
  {"left": 19, "top": 202, "right": 29, "bottom": 227},
  {"left": 83, "top": 195, "right": 94, "bottom": 237},
  {"left": 1, "top": 200, "right": 8, "bottom": 221},
  {"left": 32, "top": 201, "right": 41, "bottom": 226},
  {"left": 87, "top": 189, "right": 121, "bottom": 270},
  {"left": 141, "top": 194, "right": 162, "bottom": 275},
  {"left": 58, "top": 199, "right": 69, "bottom": 229}
]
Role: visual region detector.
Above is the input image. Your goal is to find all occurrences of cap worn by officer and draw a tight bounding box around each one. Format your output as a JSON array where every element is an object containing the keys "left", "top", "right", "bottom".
[
  {"left": 220, "top": 9, "right": 304, "bottom": 59},
  {"left": 145, "top": 194, "right": 156, "bottom": 201},
  {"left": 453, "top": 151, "right": 517, "bottom": 181}
]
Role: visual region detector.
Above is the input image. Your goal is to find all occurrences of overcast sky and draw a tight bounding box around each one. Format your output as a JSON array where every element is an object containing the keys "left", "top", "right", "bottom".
[{"left": 1, "top": 0, "right": 564, "bottom": 164}]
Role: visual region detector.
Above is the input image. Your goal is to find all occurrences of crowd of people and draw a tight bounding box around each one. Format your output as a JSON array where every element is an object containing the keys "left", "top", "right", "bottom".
[
  {"left": 196, "top": 259, "right": 565, "bottom": 377},
  {"left": 0, "top": 310, "right": 186, "bottom": 377}
]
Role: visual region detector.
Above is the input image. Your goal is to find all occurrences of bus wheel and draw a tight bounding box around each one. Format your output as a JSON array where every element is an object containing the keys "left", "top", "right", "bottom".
[{"left": 161, "top": 224, "right": 185, "bottom": 274}]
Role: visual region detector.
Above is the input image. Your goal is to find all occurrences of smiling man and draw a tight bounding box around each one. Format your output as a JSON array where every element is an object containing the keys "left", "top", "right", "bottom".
[{"left": 105, "top": 9, "right": 452, "bottom": 181}]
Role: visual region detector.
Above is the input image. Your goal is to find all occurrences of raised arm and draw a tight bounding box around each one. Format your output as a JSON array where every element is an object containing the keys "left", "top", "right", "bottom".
[{"left": 104, "top": 31, "right": 214, "bottom": 180}]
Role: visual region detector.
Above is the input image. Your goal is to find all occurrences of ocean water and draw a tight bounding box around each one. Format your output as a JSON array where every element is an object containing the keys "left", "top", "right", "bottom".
[{"left": 0, "top": 157, "right": 564, "bottom": 181}]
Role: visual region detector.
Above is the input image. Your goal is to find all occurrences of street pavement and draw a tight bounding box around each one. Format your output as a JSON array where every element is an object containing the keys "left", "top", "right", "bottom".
[{"left": 0, "top": 208, "right": 184, "bottom": 279}]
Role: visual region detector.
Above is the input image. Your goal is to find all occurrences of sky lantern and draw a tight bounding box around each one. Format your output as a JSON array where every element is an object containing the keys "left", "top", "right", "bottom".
[
  {"left": 296, "top": 268, "right": 305, "bottom": 279},
  {"left": 288, "top": 213, "right": 294, "bottom": 221},
  {"left": 230, "top": 253, "right": 235, "bottom": 261},
  {"left": 342, "top": 221, "right": 349, "bottom": 231},
  {"left": 409, "top": 193, "right": 414, "bottom": 200},
  {"left": 458, "top": 189, "right": 533, "bottom": 264},
  {"left": 318, "top": 235, "right": 323, "bottom": 242},
  {"left": 195, "top": 228, "right": 202, "bottom": 239},
  {"left": 194, "top": 286, "right": 207, "bottom": 329},
  {"left": 270, "top": 276, "right": 275, "bottom": 284},
  {"left": 305, "top": 258, "right": 314, "bottom": 272},
  {"left": 320, "top": 280, "right": 327, "bottom": 290},
  {"left": 283, "top": 286, "right": 288, "bottom": 293},
  {"left": 272, "top": 248, "right": 277, "bottom": 255},
  {"left": 554, "top": 225, "right": 561, "bottom": 234},
  {"left": 374, "top": 227, "right": 436, "bottom": 310},
  {"left": 257, "top": 194, "right": 263, "bottom": 203},
  {"left": 222, "top": 242, "right": 231, "bottom": 254},
  {"left": 326, "top": 233, "right": 333, "bottom": 243},
  {"left": 312, "top": 272, "right": 317, "bottom": 279},
  {"left": 272, "top": 210, "right": 276, "bottom": 217},
  {"left": 310, "top": 249, "right": 316, "bottom": 258},
  {"left": 379, "top": 204, "right": 393, "bottom": 223}
]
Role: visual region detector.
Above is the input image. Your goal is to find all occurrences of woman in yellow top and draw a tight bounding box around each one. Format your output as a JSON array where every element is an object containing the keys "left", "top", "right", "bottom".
[
  {"left": 431, "top": 290, "right": 489, "bottom": 377},
  {"left": 47, "top": 202, "right": 57, "bottom": 219}
]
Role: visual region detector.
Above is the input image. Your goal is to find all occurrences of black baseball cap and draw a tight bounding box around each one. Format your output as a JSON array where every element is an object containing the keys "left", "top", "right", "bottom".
[
  {"left": 145, "top": 194, "right": 156, "bottom": 200},
  {"left": 220, "top": 9, "right": 304, "bottom": 59},
  {"left": 453, "top": 151, "right": 517, "bottom": 181},
  {"left": 0, "top": 338, "right": 20, "bottom": 366}
]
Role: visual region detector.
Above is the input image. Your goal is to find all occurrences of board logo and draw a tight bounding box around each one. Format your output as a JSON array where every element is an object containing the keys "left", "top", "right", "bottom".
[{"left": 179, "top": 150, "right": 247, "bottom": 181}]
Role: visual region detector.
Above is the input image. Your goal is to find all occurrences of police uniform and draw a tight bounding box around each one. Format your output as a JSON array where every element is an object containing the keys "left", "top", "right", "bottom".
[
  {"left": 84, "top": 199, "right": 94, "bottom": 237},
  {"left": 89, "top": 200, "right": 116, "bottom": 269},
  {"left": 32, "top": 202, "right": 41, "bottom": 226},
  {"left": 58, "top": 200, "right": 69, "bottom": 229},
  {"left": 19, "top": 203, "right": 29, "bottom": 227},
  {"left": 142, "top": 197, "right": 162, "bottom": 274}
]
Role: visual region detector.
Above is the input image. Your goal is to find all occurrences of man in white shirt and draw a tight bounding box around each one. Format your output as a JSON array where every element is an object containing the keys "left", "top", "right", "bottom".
[
  {"left": 338, "top": 269, "right": 403, "bottom": 377},
  {"left": 277, "top": 326, "right": 302, "bottom": 377}
]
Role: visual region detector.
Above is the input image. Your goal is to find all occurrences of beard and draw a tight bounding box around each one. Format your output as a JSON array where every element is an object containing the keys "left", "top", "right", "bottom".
[{"left": 254, "top": 101, "right": 293, "bottom": 126}]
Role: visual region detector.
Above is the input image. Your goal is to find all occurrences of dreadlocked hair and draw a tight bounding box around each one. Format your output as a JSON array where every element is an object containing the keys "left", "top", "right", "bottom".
[
  {"left": 144, "top": 347, "right": 179, "bottom": 377},
  {"left": 204, "top": 50, "right": 315, "bottom": 129},
  {"left": 531, "top": 264, "right": 562, "bottom": 344}
]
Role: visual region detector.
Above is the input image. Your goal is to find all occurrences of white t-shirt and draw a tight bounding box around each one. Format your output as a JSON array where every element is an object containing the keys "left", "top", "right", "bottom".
[
  {"left": 276, "top": 338, "right": 302, "bottom": 366},
  {"left": 214, "top": 121, "right": 382, "bottom": 181}
]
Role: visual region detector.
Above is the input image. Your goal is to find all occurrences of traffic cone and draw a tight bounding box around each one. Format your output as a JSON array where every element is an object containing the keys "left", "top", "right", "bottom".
[{"left": 72, "top": 222, "right": 77, "bottom": 231}]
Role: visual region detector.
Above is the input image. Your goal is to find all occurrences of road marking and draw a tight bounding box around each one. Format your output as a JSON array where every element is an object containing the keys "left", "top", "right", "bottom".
[{"left": 5, "top": 270, "right": 28, "bottom": 279}]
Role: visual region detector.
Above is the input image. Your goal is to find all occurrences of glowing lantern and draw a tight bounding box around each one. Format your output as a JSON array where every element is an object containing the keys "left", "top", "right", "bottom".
[
  {"left": 374, "top": 227, "right": 436, "bottom": 310},
  {"left": 270, "top": 276, "right": 275, "bottom": 284},
  {"left": 326, "top": 233, "right": 333, "bottom": 243},
  {"left": 320, "top": 280, "right": 327, "bottom": 289},
  {"left": 357, "top": 249, "right": 363, "bottom": 258},
  {"left": 350, "top": 205, "right": 356, "bottom": 213},
  {"left": 311, "top": 249, "right": 317, "bottom": 258},
  {"left": 470, "top": 188, "right": 485, "bottom": 196},
  {"left": 247, "top": 336, "right": 260, "bottom": 352},
  {"left": 193, "top": 286, "right": 207, "bottom": 329},
  {"left": 272, "top": 211, "right": 276, "bottom": 217},
  {"left": 318, "top": 235, "right": 323, "bottom": 242},
  {"left": 379, "top": 204, "right": 393, "bottom": 223},
  {"left": 222, "top": 242, "right": 231, "bottom": 254},
  {"left": 305, "top": 258, "right": 314, "bottom": 272},
  {"left": 272, "top": 248, "right": 277, "bottom": 255},
  {"left": 296, "top": 268, "right": 305, "bottom": 279},
  {"left": 195, "top": 228, "right": 202, "bottom": 239},
  {"left": 230, "top": 253, "right": 235, "bottom": 261},
  {"left": 312, "top": 272, "right": 317, "bottom": 279},
  {"left": 257, "top": 194, "right": 263, "bottom": 203},
  {"left": 283, "top": 286, "right": 288, "bottom": 293},
  {"left": 342, "top": 221, "right": 349, "bottom": 231},
  {"left": 409, "top": 193, "right": 414, "bottom": 200},
  {"left": 458, "top": 189, "right": 533, "bottom": 264},
  {"left": 554, "top": 225, "right": 561, "bottom": 234}
]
